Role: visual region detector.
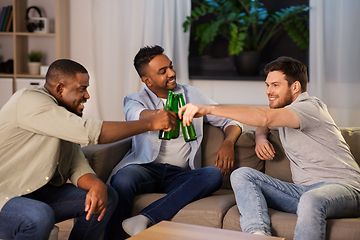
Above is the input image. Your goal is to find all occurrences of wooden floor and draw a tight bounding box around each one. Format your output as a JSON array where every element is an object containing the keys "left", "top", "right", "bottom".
[{"left": 57, "top": 219, "right": 73, "bottom": 240}]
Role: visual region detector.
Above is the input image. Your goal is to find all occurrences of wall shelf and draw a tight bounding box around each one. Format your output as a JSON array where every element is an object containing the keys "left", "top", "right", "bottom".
[{"left": 0, "top": 0, "right": 69, "bottom": 94}]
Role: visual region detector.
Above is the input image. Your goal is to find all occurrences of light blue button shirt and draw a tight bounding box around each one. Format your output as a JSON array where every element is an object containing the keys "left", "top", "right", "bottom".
[{"left": 107, "top": 84, "right": 242, "bottom": 183}]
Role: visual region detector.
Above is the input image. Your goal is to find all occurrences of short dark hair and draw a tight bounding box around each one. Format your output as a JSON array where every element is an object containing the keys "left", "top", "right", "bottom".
[
  {"left": 134, "top": 45, "right": 164, "bottom": 77},
  {"left": 264, "top": 56, "right": 308, "bottom": 92},
  {"left": 46, "top": 59, "right": 88, "bottom": 84}
]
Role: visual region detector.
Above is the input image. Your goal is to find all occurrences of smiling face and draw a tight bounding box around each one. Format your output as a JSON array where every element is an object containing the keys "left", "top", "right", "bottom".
[
  {"left": 141, "top": 54, "right": 176, "bottom": 98},
  {"left": 265, "top": 71, "right": 296, "bottom": 109},
  {"left": 56, "top": 73, "right": 90, "bottom": 117}
]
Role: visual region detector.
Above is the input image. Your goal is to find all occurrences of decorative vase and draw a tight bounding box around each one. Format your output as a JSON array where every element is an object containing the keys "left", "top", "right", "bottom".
[
  {"left": 28, "top": 62, "right": 41, "bottom": 75},
  {"left": 234, "top": 51, "right": 261, "bottom": 76}
]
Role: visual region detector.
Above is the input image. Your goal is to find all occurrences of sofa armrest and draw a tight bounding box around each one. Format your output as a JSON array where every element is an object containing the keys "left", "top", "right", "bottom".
[
  {"left": 81, "top": 137, "right": 132, "bottom": 183},
  {"left": 340, "top": 127, "right": 360, "bottom": 167}
]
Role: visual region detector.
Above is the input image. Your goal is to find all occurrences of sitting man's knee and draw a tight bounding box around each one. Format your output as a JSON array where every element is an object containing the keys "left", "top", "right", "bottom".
[
  {"left": 110, "top": 172, "right": 136, "bottom": 193},
  {"left": 202, "top": 166, "right": 223, "bottom": 183},
  {"left": 209, "top": 166, "right": 223, "bottom": 177},
  {"left": 230, "top": 167, "right": 254, "bottom": 182},
  {"left": 21, "top": 202, "right": 55, "bottom": 234},
  {"left": 106, "top": 185, "right": 119, "bottom": 210},
  {"left": 297, "top": 191, "right": 327, "bottom": 216}
]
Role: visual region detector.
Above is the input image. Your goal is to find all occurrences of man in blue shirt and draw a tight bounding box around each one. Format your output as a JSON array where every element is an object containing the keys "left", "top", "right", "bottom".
[{"left": 104, "top": 45, "right": 243, "bottom": 240}]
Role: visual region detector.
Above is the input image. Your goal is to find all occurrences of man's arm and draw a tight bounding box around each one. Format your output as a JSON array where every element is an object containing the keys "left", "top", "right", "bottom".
[
  {"left": 139, "top": 109, "right": 174, "bottom": 120},
  {"left": 98, "top": 108, "right": 176, "bottom": 144},
  {"left": 143, "top": 107, "right": 242, "bottom": 175},
  {"left": 179, "top": 104, "right": 300, "bottom": 129},
  {"left": 215, "top": 125, "right": 242, "bottom": 175},
  {"left": 255, "top": 127, "right": 275, "bottom": 160},
  {"left": 77, "top": 173, "right": 108, "bottom": 221}
]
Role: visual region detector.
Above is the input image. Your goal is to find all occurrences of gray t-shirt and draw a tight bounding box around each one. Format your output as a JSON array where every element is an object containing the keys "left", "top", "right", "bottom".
[
  {"left": 277, "top": 92, "right": 360, "bottom": 191},
  {"left": 154, "top": 98, "right": 191, "bottom": 169}
]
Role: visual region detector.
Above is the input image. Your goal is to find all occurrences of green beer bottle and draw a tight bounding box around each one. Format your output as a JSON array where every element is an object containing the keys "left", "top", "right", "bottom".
[
  {"left": 158, "top": 91, "right": 174, "bottom": 140},
  {"left": 178, "top": 93, "right": 197, "bottom": 142},
  {"left": 171, "top": 94, "right": 180, "bottom": 139}
]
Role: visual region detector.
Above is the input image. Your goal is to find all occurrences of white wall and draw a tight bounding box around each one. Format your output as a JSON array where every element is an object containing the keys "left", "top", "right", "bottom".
[
  {"left": 70, "top": 1, "right": 100, "bottom": 120},
  {"left": 190, "top": 79, "right": 268, "bottom": 106},
  {"left": 190, "top": 79, "right": 268, "bottom": 131}
]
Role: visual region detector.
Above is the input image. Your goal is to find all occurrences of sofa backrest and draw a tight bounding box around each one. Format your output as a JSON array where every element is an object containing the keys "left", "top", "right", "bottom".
[
  {"left": 82, "top": 138, "right": 132, "bottom": 183},
  {"left": 83, "top": 124, "right": 360, "bottom": 187},
  {"left": 340, "top": 128, "right": 360, "bottom": 166},
  {"left": 201, "top": 124, "right": 291, "bottom": 189},
  {"left": 201, "top": 124, "right": 261, "bottom": 189}
]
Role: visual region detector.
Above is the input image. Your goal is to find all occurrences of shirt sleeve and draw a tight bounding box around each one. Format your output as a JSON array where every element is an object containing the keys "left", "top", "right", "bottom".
[
  {"left": 50, "top": 141, "right": 95, "bottom": 187},
  {"left": 69, "top": 144, "right": 96, "bottom": 186},
  {"left": 286, "top": 99, "right": 321, "bottom": 131},
  {"left": 17, "top": 89, "right": 103, "bottom": 146},
  {"left": 123, "top": 94, "right": 147, "bottom": 121}
]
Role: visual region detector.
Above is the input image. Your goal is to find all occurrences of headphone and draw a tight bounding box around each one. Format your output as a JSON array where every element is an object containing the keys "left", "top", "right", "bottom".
[{"left": 26, "top": 6, "right": 44, "bottom": 32}]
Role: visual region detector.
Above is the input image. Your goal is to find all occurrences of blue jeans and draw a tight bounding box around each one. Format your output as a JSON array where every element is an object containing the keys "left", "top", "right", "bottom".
[
  {"left": 105, "top": 162, "right": 223, "bottom": 240},
  {"left": 0, "top": 183, "right": 118, "bottom": 240},
  {"left": 230, "top": 167, "right": 360, "bottom": 240}
]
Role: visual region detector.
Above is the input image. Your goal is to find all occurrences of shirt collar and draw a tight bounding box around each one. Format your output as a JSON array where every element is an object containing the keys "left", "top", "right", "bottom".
[
  {"left": 38, "top": 86, "right": 59, "bottom": 105},
  {"left": 293, "top": 92, "right": 309, "bottom": 103}
]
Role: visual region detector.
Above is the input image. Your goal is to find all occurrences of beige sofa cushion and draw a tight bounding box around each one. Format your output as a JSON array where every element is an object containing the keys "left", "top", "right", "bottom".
[
  {"left": 222, "top": 205, "right": 241, "bottom": 231},
  {"left": 201, "top": 124, "right": 265, "bottom": 189},
  {"left": 131, "top": 189, "right": 235, "bottom": 228},
  {"left": 264, "top": 130, "right": 293, "bottom": 183},
  {"left": 223, "top": 204, "right": 360, "bottom": 240},
  {"left": 325, "top": 218, "right": 360, "bottom": 240}
]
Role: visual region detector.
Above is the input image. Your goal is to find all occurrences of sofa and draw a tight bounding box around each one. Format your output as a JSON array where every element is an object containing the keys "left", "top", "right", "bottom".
[{"left": 81, "top": 124, "right": 360, "bottom": 240}]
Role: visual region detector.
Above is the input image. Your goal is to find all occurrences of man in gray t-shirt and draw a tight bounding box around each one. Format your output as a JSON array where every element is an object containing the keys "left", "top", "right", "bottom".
[{"left": 178, "top": 56, "right": 360, "bottom": 240}]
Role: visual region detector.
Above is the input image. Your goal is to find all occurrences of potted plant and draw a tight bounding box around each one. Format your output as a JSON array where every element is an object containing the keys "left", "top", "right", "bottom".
[
  {"left": 183, "top": 0, "right": 309, "bottom": 75},
  {"left": 28, "top": 50, "right": 43, "bottom": 75}
]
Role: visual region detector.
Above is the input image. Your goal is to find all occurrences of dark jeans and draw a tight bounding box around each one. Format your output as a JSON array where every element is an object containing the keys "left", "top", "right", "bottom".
[
  {"left": 0, "top": 183, "right": 118, "bottom": 240},
  {"left": 105, "top": 162, "right": 223, "bottom": 240}
]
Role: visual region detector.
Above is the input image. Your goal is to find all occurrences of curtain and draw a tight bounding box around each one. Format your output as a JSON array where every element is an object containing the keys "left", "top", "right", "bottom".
[
  {"left": 309, "top": 0, "right": 360, "bottom": 127},
  {"left": 71, "top": 0, "right": 191, "bottom": 121}
]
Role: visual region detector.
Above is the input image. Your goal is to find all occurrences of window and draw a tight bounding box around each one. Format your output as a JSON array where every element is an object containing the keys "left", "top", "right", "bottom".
[{"left": 187, "top": 0, "right": 309, "bottom": 80}]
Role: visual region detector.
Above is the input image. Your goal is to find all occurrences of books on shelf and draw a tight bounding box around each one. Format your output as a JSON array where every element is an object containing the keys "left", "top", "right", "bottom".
[
  {"left": 0, "top": 5, "right": 13, "bottom": 32},
  {"left": 0, "top": 7, "right": 6, "bottom": 30}
]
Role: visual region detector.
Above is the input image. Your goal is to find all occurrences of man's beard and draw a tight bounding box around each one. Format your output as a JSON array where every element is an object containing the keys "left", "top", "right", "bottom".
[{"left": 270, "top": 90, "right": 293, "bottom": 109}]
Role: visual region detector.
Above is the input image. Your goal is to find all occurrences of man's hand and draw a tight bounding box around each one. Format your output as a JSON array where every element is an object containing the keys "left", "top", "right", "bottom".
[
  {"left": 255, "top": 127, "right": 275, "bottom": 160},
  {"left": 178, "top": 103, "right": 210, "bottom": 126},
  {"left": 215, "top": 125, "right": 241, "bottom": 175},
  {"left": 146, "top": 108, "right": 177, "bottom": 131},
  {"left": 215, "top": 139, "right": 235, "bottom": 176},
  {"left": 255, "top": 138, "right": 275, "bottom": 160},
  {"left": 84, "top": 181, "right": 108, "bottom": 221},
  {"left": 77, "top": 173, "right": 108, "bottom": 221}
]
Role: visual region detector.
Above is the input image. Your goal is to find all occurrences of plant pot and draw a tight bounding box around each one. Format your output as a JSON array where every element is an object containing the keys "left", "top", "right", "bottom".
[
  {"left": 234, "top": 51, "right": 261, "bottom": 76},
  {"left": 209, "top": 36, "right": 229, "bottom": 58},
  {"left": 28, "top": 62, "right": 41, "bottom": 75}
]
